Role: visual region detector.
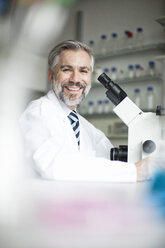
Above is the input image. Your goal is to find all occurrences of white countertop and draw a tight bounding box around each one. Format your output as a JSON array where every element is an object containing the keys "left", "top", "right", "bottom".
[{"left": 1, "top": 177, "right": 164, "bottom": 248}]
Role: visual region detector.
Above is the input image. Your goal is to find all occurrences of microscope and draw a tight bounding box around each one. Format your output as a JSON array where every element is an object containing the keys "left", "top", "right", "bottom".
[{"left": 98, "top": 73, "right": 165, "bottom": 163}]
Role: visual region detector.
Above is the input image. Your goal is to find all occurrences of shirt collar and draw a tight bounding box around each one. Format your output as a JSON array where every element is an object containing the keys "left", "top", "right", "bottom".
[
  {"left": 59, "top": 98, "right": 73, "bottom": 116},
  {"left": 47, "top": 90, "right": 76, "bottom": 116}
]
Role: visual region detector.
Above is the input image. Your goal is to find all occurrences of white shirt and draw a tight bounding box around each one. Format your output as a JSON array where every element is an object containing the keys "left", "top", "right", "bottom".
[{"left": 19, "top": 90, "right": 137, "bottom": 182}]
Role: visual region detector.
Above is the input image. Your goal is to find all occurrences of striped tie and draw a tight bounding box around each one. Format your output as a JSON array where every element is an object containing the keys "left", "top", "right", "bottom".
[{"left": 68, "top": 110, "right": 80, "bottom": 149}]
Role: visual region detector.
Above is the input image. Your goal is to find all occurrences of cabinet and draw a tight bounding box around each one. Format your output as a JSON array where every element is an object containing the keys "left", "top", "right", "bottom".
[{"left": 80, "top": 42, "right": 165, "bottom": 144}]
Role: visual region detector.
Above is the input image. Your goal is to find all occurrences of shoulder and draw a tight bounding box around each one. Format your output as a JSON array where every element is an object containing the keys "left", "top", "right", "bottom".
[
  {"left": 19, "top": 91, "right": 62, "bottom": 135},
  {"left": 21, "top": 96, "right": 47, "bottom": 119},
  {"left": 21, "top": 90, "right": 60, "bottom": 118}
]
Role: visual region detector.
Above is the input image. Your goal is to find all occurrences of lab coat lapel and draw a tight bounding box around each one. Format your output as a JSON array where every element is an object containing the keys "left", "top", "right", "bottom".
[{"left": 47, "top": 90, "right": 78, "bottom": 150}]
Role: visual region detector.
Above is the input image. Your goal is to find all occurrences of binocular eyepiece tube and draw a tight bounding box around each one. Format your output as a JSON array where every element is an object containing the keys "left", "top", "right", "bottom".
[{"left": 97, "top": 73, "right": 127, "bottom": 106}]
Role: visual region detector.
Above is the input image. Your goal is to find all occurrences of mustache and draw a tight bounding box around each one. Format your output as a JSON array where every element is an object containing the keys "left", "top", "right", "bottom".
[{"left": 62, "top": 81, "right": 86, "bottom": 89}]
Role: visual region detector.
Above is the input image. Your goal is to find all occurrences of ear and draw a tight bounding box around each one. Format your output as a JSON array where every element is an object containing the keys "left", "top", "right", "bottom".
[{"left": 48, "top": 69, "right": 53, "bottom": 85}]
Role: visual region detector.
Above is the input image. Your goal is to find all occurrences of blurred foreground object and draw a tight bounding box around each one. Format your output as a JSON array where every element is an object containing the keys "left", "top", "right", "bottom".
[
  {"left": 17, "top": 0, "right": 70, "bottom": 54},
  {"left": 147, "top": 142, "right": 165, "bottom": 218},
  {"left": 150, "top": 169, "right": 165, "bottom": 217},
  {"left": 1, "top": 180, "right": 165, "bottom": 248},
  {"left": 0, "top": 0, "right": 75, "bottom": 246}
]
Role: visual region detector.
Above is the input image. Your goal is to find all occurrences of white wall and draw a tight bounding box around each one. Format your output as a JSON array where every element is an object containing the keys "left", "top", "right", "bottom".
[{"left": 57, "top": 0, "right": 165, "bottom": 45}]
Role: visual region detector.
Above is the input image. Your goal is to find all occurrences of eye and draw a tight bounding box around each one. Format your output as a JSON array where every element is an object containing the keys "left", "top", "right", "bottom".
[
  {"left": 81, "top": 69, "right": 88, "bottom": 73},
  {"left": 61, "top": 66, "right": 72, "bottom": 72}
]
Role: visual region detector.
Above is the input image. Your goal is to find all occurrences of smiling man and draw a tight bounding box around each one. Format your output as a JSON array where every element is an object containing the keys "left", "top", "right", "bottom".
[
  {"left": 50, "top": 49, "right": 91, "bottom": 109},
  {"left": 19, "top": 40, "right": 152, "bottom": 182},
  {"left": 48, "top": 43, "right": 92, "bottom": 110}
]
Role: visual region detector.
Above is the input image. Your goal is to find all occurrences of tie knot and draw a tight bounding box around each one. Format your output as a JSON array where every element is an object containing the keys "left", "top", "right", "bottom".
[{"left": 68, "top": 110, "right": 79, "bottom": 123}]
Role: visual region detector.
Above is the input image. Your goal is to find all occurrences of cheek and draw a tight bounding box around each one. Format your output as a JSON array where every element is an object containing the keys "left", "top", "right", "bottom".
[
  {"left": 56, "top": 73, "right": 70, "bottom": 83},
  {"left": 84, "top": 74, "right": 91, "bottom": 85}
]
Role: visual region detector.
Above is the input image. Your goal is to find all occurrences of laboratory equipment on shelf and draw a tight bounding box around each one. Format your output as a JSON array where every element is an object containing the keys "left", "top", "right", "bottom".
[
  {"left": 111, "top": 67, "right": 117, "bottom": 80},
  {"left": 103, "top": 99, "right": 111, "bottom": 113},
  {"left": 87, "top": 100, "right": 95, "bottom": 115},
  {"left": 148, "top": 60, "right": 156, "bottom": 76},
  {"left": 125, "top": 30, "right": 134, "bottom": 49},
  {"left": 96, "top": 100, "right": 103, "bottom": 114},
  {"left": 89, "top": 40, "right": 95, "bottom": 54},
  {"left": 98, "top": 72, "right": 165, "bottom": 163},
  {"left": 135, "top": 27, "right": 144, "bottom": 47},
  {"left": 122, "top": 30, "right": 129, "bottom": 49},
  {"left": 98, "top": 34, "right": 108, "bottom": 55},
  {"left": 104, "top": 67, "right": 110, "bottom": 75},
  {"left": 109, "top": 32, "right": 118, "bottom": 52},
  {"left": 92, "top": 66, "right": 103, "bottom": 83},
  {"left": 135, "top": 64, "right": 141, "bottom": 77},
  {"left": 146, "top": 86, "right": 156, "bottom": 111},
  {"left": 133, "top": 88, "right": 141, "bottom": 108},
  {"left": 127, "top": 64, "right": 134, "bottom": 78}
]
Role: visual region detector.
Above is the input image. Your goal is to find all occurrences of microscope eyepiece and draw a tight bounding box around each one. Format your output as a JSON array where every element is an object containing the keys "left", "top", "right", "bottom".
[
  {"left": 97, "top": 73, "right": 127, "bottom": 106},
  {"left": 97, "top": 73, "right": 113, "bottom": 89}
]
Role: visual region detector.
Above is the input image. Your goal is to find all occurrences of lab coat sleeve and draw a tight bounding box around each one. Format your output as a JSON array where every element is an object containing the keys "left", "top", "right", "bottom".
[
  {"left": 95, "top": 129, "right": 113, "bottom": 159},
  {"left": 35, "top": 151, "right": 137, "bottom": 183},
  {"left": 19, "top": 105, "right": 137, "bottom": 183}
]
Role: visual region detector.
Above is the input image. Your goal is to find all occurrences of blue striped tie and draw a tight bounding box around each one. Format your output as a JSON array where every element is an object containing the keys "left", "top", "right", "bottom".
[{"left": 68, "top": 110, "right": 80, "bottom": 149}]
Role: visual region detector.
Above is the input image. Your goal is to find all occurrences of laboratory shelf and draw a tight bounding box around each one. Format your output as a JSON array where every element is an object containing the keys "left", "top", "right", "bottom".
[
  {"left": 82, "top": 113, "right": 115, "bottom": 119},
  {"left": 115, "top": 74, "right": 161, "bottom": 84},
  {"left": 94, "top": 42, "right": 165, "bottom": 61},
  {"left": 107, "top": 135, "right": 128, "bottom": 139},
  {"left": 92, "top": 74, "right": 161, "bottom": 87},
  {"left": 82, "top": 108, "right": 156, "bottom": 119}
]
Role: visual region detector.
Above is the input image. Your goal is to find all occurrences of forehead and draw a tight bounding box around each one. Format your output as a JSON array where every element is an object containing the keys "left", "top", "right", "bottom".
[{"left": 58, "top": 49, "right": 91, "bottom": 66}]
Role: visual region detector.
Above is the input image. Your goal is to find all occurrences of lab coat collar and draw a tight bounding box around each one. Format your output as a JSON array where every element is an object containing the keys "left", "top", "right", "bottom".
[{"left": 47, "top": 90, "right": 71, "bottom": 117}]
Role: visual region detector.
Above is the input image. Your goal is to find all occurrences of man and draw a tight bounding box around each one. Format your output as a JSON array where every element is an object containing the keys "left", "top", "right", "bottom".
[{"left": 19, "top": 40, "right": 151, "bottom": 182}]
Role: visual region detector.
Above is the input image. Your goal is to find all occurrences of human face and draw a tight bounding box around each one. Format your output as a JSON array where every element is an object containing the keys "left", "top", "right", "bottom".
[{"left": 49, "top": 49, "right": 92, "bottom": 110}]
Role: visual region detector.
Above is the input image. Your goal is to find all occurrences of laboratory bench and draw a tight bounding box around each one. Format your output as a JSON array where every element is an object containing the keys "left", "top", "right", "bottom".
[{"left": 2, "top": 177, "right": 165, "bottom": 248}]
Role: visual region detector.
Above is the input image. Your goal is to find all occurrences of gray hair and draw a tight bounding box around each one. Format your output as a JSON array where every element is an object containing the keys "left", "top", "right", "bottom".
[{"left": 48, "top": 40, "right": 94, "bottom": 72}]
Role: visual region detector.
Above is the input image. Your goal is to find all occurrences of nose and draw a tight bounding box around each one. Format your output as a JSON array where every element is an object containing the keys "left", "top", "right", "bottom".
[{"left": 70, "top": 70, "right": 80, "bottom": 83}]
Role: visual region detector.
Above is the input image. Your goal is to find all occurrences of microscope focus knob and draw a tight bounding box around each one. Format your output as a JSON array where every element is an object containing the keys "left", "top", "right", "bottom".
[{"left": 143, "top": 140, "right": 156, "bottom": 154}]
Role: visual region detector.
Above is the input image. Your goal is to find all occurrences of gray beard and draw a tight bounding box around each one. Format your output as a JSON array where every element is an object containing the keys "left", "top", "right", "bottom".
[{"left": 52, "top": 79, "right": 91, "bottom": 106}]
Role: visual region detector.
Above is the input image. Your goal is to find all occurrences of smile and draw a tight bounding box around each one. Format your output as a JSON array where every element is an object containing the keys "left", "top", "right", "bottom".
[{"left": 65, "top": 86, "right": 82, "bottom": 93}]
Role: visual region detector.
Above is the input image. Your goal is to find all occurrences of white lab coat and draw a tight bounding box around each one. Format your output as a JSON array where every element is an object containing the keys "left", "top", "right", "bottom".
[{"left": 19, "top": 90, "right": 137, "bottom": 182}]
